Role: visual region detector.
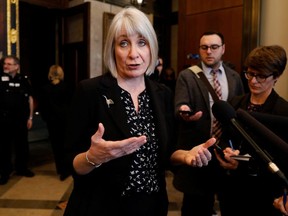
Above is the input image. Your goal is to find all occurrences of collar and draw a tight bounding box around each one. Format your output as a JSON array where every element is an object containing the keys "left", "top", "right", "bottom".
[{"left": 201, "top": 61, "right": 224, "bottom": 76}]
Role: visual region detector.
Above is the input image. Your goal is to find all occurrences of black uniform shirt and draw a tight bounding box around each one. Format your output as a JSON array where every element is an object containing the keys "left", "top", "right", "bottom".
[{"left": 0, "top": 72, "right": 33, "bottom": 120}]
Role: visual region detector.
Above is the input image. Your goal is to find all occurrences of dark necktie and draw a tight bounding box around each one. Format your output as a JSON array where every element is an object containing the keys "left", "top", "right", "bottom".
[{"left": 211, "top": 69, "right": 222, "bottom": 139}]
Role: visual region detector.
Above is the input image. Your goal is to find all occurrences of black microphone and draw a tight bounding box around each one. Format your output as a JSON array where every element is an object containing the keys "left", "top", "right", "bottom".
[
  {"left": 237, "top": 109, "right": 288, "bottom": 187},
  {"left": 212, "top": 100, "right": 271, "bottom": 162},
  {"left": 250, "top": 111, "right": 288, "bottom": 143},
  {"left": 237, "top": 109, "right": 288, "bottom": 155},
  {"left": 212, "top": 100, "right": 288, "bottom": 187}
]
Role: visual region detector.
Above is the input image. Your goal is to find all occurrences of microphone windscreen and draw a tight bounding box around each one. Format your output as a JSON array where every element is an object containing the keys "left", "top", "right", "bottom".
[
  {"left": 237, "top": 108, "right": 288, "bottom": 154},
  {"left": 212, "top": 100, "right": 236, "bottom": 124},
  {"left": 250, "top": 112, "right": 288, "bottom": 143}
]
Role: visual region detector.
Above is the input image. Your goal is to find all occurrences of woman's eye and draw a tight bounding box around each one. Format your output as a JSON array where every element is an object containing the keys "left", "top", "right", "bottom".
[
  {"left": 119, "top": 40, "right": 128, "bottom": 47},
  {"left": 138, "top": 39, "right": 146, "bottom": 47}
]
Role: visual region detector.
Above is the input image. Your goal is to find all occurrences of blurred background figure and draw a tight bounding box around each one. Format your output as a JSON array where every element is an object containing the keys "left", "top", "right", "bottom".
[
  {"left": 0, "top": 55, "right": 35, "bottom": 185},
  {"left": 149, "top": 56, "right": 164, "bottom": 82},
  {"left": 40, "top": 65, "right": 72, "bottom": 181},
  {"left": 161, "top": 66, "right": 176, "bottom": 93}
]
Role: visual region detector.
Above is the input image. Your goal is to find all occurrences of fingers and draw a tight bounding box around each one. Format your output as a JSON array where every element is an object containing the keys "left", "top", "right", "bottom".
[
  {"left": 189, "top": 111, "right": 202, "bottom": 120},
  {"left": 191, "top": 152, "right": 209, "bottom": 167},
  {"left": 88, "top": 123, "right": 148, "bottom": 164},
  {"left": 214, "top": 148, "right": 239, "bottom": 170},
  {"left": 198, "top": 153, "right": 209, "bottom": 166},
  {"left": 92, "top": 123, "right": 105, "bottom": 142},
  {"left": 187, "top": 147, "right": 211, "bottom": 167},
  {"left": 118, "top": 135, "right": 147, "bottom": 155},
  {"left": 202, "top": 137, "right": 217, "bottom": 149},
  {"left": 273, "top": 197, "right": 288, "bottom": 215},
  {"left": 185, "top": 111, "right": 202, "bottom": 121}
]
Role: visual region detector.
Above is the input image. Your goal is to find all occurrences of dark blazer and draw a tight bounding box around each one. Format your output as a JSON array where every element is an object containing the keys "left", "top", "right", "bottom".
[
  {"left": 230, "top": 89, "right": 288, "bottom": 115},
  {"left": 229, "top": 89, "right": 288, "bottom": 175},
  {"left": 219, "top": 89, "right": 288, "bottom": 216},
  {"left": 64, "top": 73, "right": 176, "bottom": 216},
  {"left": 172, "top": 63, "right": 244, "bottom": 194}
]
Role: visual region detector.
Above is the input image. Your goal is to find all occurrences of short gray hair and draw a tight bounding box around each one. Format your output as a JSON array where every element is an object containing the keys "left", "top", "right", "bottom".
[{"left": 103, "top": 7, "right": 159, "bottom": 77}]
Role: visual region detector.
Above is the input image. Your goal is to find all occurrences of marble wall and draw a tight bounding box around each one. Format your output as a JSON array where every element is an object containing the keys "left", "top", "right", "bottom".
[{"left": 260, "top": 0, "right": 288, "bottom": 100}]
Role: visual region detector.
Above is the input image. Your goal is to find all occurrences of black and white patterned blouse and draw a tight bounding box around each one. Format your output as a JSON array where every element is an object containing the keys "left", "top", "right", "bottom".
[{"left": 119, "top": 87, "right": 160, "bottom": 196}]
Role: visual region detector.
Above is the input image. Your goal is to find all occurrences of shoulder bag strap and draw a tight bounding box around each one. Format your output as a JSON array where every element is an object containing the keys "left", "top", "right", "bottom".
[{"left": 188, "top": 65, "right": 219, "bottom": 102}]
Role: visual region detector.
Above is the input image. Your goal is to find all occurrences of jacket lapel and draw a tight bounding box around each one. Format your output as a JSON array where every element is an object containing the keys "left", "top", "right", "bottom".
[
  {"left": 145, "top": 78, "right": 169, "bottom": 151},
  {"left": 99, "top": 75, "right": 132, "bottom": 138}
]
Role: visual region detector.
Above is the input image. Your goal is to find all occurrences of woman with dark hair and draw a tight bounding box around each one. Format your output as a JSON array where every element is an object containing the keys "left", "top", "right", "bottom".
[{"left": 216, "top": 45, "right": 288, "bottom": 216}]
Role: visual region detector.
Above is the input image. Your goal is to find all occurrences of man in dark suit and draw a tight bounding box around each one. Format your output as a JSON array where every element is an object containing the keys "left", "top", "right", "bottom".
[{"left": 171, "top": 31, "right": 244, "bottom": 216}]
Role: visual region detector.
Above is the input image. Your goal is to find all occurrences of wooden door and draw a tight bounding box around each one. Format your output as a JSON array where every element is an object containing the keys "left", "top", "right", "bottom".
[
  {"left": 60, "top": 2, "right": 90, "bottom": 91},
  {"left": 177, "top": 0, "right": 260, "bottom": 74}
]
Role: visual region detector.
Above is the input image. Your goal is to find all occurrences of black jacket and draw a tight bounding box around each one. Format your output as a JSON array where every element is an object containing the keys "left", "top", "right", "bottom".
[{"left": 64, "top": 73, "right": 176, "bottom": 216}]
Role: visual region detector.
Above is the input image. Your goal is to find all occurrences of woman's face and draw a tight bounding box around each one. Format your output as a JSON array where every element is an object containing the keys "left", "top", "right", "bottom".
[
  {"left": 114, "top": 29, "right": 150, "bottom": 79},
  {"left": 246, "top": 67, "right": 277, "bottom": 97}
]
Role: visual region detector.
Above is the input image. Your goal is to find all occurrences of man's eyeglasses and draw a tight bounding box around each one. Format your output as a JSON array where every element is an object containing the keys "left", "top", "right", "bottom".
[
  {"left": 3, "top": 63, "right": 16, "bottom": 66},
  {"left": 244, "top": 71, "right": 274, "bottom": 83},
  {"left": 199, "top": 44, "right": 223, "bottom": 51}
]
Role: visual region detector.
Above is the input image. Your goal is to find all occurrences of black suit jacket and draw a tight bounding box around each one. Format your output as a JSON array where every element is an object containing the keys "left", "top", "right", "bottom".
[
  {"left": 64, "top": 73, "right": 176, "bottom": 216},
  {"left": 173, "top": 63, "right": 244, "bottom": 194}
]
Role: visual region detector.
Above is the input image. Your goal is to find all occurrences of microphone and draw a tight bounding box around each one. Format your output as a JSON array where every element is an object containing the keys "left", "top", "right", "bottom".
[
  {"left": 237, "top": 109, "right": 288, "bottom": 155},
  {"left": 249, "top": 111, "right": 288, "bottom": 143},
  {"left": 212, "top": 100, "right": 288, "bottom": 187},
  {"left": 212, "top": 100, "right": 271, "bottom": 162}
]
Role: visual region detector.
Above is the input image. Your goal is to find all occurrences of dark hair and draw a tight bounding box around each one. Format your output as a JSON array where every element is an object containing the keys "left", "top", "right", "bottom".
[
  {"left": 244, "top": 45, "right": 287, "bottom": 78},
  {"left": 3, "top": 55, "right": 20, "bottom": 65},
  {"left": 200, "top": 31, "right": 225, "bottom": 45}
]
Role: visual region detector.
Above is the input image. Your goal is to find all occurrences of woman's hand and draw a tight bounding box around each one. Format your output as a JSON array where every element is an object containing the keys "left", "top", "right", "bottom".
[
  {"left": 273, "top": 195, "right": 288, "bottom": 215},
  {"left": 89, "top": 123, "right": 147, "bottom": 164},
  {"left": 171, "top": 138, "right": 216, "bottom": 167},
  {"left": 214, "top": 147, "right": 240, "bottom": 170},
  {"left": 73, "top": 123, "right": 147, "bottom": 175},
  {"left": 187, "top": 138, "right": 215, "bottom": 167}
]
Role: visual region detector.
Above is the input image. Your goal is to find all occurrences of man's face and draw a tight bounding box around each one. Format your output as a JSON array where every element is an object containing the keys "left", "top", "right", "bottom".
[
  {"left": 3, "top": 58, "right": 19, "bottom": 75},
  {"left": 199, "top": 34, "right": 225, "bottom": 68}
]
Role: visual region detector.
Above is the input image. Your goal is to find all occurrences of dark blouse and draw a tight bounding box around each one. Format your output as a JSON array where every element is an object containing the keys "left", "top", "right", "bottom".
[{"left": 119, "top": 88, "right": 160, "bottom": 195}]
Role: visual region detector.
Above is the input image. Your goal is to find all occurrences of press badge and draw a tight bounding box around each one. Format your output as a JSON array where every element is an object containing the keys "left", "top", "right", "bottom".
[{"left": 1, "top": 76, "right": 9, "bottom": 81}]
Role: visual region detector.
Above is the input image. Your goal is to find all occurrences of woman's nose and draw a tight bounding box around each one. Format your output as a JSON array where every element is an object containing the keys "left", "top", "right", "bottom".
[{"left": 129, "top": 45, "right": 139, "bottom": 59}]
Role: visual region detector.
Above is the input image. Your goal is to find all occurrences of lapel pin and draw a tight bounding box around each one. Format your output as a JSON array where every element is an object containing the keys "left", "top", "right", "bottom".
[{"left": 102, "top": 95, "right": 114, "bottom": 108}]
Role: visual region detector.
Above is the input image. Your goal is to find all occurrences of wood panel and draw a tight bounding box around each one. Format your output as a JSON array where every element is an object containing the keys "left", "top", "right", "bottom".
[
  {"left": 185, "top": 0, "right": 243, "bottom": 14},
  {"left": 20, "top": 0, "right": 67, "bottom": 8},
  {"left": 178, "top": 0, "right": 260, "bottom": 74},
  {"left": 181, "top": 7, "right": 243, "bottom": 72}
]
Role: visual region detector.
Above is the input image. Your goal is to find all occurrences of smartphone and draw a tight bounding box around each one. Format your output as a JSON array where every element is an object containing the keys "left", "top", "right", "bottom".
[
  {"left": 178, "top": 110, "right": 195, "bottom": 116},
  {"left": 230, "top": 154, "right": 251, "bottom": 161}
]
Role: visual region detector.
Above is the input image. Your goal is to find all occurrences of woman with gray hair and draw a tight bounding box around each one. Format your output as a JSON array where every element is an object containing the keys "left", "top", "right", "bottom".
[{"left": 63, "top": 6, "right": 215, "bottom": 216}]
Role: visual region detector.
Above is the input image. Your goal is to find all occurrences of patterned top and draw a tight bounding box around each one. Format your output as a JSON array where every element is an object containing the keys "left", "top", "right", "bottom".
[
  {"left": 119, "top": 87, "right": 160, "bottom": 196},
  {"left": 247, "top": 102, "right": 263, "bottom": 112}
]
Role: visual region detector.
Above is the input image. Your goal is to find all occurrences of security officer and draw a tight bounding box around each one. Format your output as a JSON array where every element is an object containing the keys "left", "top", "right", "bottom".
[{"left": 0, "top": 55, "right": 35, "bottom": 185}]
